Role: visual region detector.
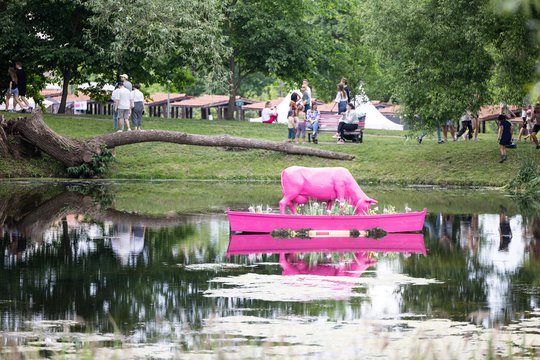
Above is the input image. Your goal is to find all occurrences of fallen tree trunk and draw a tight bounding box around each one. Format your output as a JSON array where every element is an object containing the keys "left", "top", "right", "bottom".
[{"left": 6, "top": 111, "right": 354, "bottom": 169}]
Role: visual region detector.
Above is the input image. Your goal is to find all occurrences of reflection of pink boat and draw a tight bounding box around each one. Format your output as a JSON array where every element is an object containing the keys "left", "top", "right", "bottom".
[
  {"left": 227, "top": 233, "right": 426, "bottom": 256},
  {"left": 226, "top": 208, "right": 427, "bottom": 234}
]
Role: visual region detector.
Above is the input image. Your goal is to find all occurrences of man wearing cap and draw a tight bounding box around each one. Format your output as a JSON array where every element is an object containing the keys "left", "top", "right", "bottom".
[{"left": 120, "top": 74, "right": 132, "bottom": 91}]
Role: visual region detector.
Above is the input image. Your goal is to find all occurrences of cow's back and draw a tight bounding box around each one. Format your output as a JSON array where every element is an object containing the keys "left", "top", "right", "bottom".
[{"left": 281, "top": 166, "right": 354, "bottom": 198}]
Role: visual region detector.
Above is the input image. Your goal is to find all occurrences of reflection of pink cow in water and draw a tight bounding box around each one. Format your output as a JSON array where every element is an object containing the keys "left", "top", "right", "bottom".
[
  {"left": 279, "top": 166, "right": 378, "bottom": 215},
  {"left": 279, "top": 252, "right": 377, "bottom": 277}
]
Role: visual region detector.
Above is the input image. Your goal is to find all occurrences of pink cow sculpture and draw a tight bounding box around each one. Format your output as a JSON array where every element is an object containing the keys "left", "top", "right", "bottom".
[{"left": 279, "top": 166, "right": 378, "bottom": 215}]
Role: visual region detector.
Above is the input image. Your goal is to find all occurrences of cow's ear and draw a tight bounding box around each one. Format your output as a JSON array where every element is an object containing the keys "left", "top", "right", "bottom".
[{"left": 367, "top": 199, "right": 378, "bottom": 205}]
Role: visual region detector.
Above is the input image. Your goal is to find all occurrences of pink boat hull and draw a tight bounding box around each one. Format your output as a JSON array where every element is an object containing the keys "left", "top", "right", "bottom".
[
  {"left": 227, "top": 233, "right": 426, "bottom": 256},
  {"left": 226, "top": 208, "right": 427, "bottom": 234}
]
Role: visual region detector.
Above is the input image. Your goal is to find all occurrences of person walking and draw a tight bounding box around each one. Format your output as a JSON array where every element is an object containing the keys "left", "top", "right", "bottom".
[
  {"left": 6, "top": 67, "right": 27, "bottom": 112},
  {"left": 455, "top": 111, "right": 473, "bottom": 140},
  {"left": 131, "top": 83, "right": 144, "bottom": 130},
  {"left": 15, "top": 62, "right": 31, "bottom": 111},
  {"left": 497, "top": 114, "right": 513, "bottom": 163},
  {"left": 113, "top": 81, "right": 132, "bottom": 132}
]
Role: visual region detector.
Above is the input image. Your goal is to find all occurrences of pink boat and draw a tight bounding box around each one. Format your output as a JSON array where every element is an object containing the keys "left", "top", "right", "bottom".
[
  {"left": 226, "top": 208, "right": 427, "bottom": 234},
  {"left": 227, "top": 233, "right": 426, "bottom": 256}
]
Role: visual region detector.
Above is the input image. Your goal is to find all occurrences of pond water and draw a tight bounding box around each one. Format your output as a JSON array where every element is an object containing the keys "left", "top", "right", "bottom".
[{"left": 0, "top": 181, "right": 539, "bottom": 359}]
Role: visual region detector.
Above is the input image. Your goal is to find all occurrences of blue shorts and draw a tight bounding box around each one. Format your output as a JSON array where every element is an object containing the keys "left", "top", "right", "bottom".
[
  {"left": 10, "top": 88, "right": 19, "bottom": 96},
  {"left": 338, "top": 101, "right": 347, "bottom": 114}
]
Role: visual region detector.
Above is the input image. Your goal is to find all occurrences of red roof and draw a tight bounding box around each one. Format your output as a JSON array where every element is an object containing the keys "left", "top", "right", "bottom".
[
  {"left": 479, "top": 105, "right": 519, "bottom": 121},
  {"left": 40, "top": 89, "right": 62, "bottom": 97},
  {"left": 49, "top": 93, "right": 91, "bottom": 102},
  {"left": 243, "top": 98, "right": 284, "bottom": 110},
  {"left": 172, "top": 94, "right": 231, "bottom": 107},
  {"left": 145, "top": 93, "right": 188, "bottom": 105}
]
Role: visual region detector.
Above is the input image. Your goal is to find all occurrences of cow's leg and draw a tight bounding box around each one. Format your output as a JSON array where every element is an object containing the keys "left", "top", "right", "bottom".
[
  {"left": 334, "top": 179, "right": 347, "bottom": 205},
  {"left": 279, "top": 195, "right": 297, "bottom": 214}
]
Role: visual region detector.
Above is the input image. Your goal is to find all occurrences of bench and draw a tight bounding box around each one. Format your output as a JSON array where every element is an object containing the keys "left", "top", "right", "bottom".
[{"left": 306, "top": 114, "right": 365, "bottom": 143}]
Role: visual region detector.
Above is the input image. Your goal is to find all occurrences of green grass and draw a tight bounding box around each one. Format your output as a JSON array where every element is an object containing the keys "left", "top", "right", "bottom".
[{"left": 1, "top": 112, "right": 539, "bottom": 186}]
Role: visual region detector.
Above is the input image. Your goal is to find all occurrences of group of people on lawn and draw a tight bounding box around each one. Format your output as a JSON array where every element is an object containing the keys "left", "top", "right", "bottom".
[
  {"left": 111, "top": 74, "right": 145, "bottom": 131},
  {"left": 263, "top": 78, "right": 361, "bottom": 144}
]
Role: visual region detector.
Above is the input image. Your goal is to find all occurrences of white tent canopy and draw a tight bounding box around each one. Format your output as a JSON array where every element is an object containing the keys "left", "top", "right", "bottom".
[{"left": 355, "top": 99, "right": 403, "bottom": 130}]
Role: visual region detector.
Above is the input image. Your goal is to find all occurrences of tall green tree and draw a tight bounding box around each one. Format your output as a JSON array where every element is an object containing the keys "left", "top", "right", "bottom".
[
  {"left": 0, "top": 0, "right": 226, "bottom": 112},
  {"left": 361, "top": 0, "right": 495, "bottom": 129},
  {"left": 83, "top": 0, "right": 227, "bottom": 96},
  {"left": 305, "top": 0, "right": 387, "bottom": 102},
  {"left": 222, "top": 0, "right": 312, "bottom": 118}
]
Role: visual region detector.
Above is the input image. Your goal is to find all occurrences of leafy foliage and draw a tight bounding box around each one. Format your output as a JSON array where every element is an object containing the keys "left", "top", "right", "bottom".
[
  {"left": 66, "top": 146, "right": 114, "bottom": 178},
  {"left": 507, "top": 157, "right": 540, "bottom": 215},
  {"left": 360, "top": 0, "right": 538, "bottom": 130}
]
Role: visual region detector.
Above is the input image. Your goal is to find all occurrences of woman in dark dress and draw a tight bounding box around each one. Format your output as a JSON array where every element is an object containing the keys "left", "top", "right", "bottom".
[{"left": 497, "top": 114, "right": 513, "bottom": 163}]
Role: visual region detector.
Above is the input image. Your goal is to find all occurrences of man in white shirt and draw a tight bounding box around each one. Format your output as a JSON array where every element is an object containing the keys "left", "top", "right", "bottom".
[{"left": 113, "top": 82, "right": 132, "bottom": 132}]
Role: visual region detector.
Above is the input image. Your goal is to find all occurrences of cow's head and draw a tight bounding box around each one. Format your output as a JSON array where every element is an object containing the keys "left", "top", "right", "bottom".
[{"left": 356, "top": 198, "right": 378, "bottom": 215}]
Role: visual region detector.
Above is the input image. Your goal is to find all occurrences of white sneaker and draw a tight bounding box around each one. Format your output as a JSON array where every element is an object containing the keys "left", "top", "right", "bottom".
[
  {"left": 128, "top": 128, "right": 132, "bottom": 131},
  {"left": 117, "top": 129, "right": 123, "bottom": 132}
]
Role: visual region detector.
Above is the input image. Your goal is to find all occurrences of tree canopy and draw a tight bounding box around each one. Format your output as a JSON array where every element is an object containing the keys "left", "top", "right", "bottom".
[
  {"left": 0, "top": 0, "right": 539, "bottom": 123},
  {"left": 360, "top": 0, "right": 539, "bottom": 129}
]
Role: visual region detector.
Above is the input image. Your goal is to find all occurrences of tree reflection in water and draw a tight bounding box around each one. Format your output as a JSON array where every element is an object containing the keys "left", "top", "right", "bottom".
[{"left": 1, "top": 184, "right": 540, "bottom": 353}]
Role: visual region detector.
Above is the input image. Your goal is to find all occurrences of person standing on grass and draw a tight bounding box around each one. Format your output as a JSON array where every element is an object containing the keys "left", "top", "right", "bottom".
[
  {"left": 531, "top": 103, "right": 540, "bottom": 149},
  {"left": 331, "top": 83, "right": 348, "bottom": 115},
  {"left": 113, "top": 81, "right": 132, "bottom": 132},
  {"left": 497, "top": 114, "right": 513, "bottom": 163},
  {"left": 442, "top": 120, "right": 456, "bottom": 142},
  {"left": 15, "top": 62, "right": 31, "bottom": 111},
  {"left": 306, "top": 103, "right": 320, "bottom": 144},
  {"left": 289, "top": 91, "right": 300, "bottom": 116},
  {"left": 131, "top": 83, "right": 144, "bottom": 130},
  {"left": 287, "top": 109, "right": 296, "bottom": 142},
  {"left": 300, "top": 84, "right": 311, "bottom": 112},
  {"left": 296, "top": 104, "right": 306, "bottom": 144},
  {"left": 471, "top": 110, "right": 480, "bottom": 141}
]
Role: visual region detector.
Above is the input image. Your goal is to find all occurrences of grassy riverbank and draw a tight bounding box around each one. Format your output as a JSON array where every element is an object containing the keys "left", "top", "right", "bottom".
[{"left": 1, "top": 113, "right": 539, "bottom": 186}]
